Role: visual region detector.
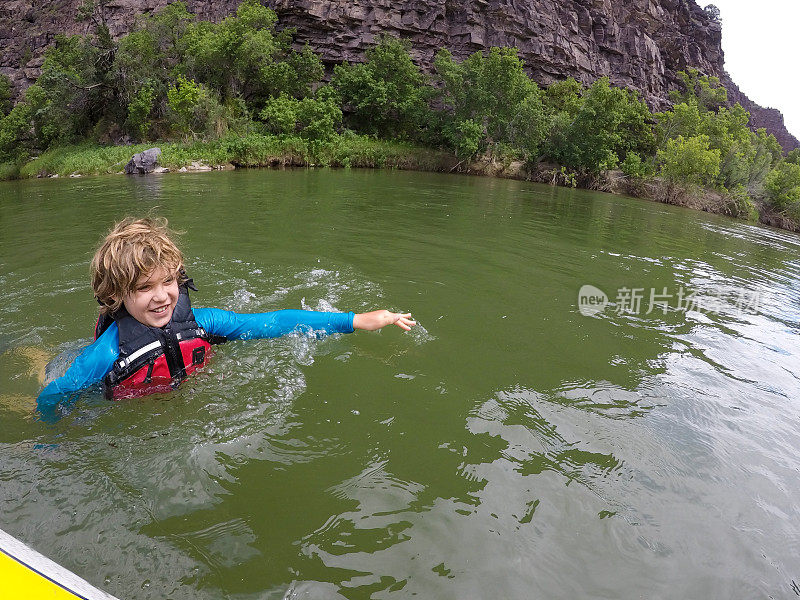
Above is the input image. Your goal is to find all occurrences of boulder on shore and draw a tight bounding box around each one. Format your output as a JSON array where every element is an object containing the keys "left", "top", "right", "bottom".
[{"left": 124, "top": 148, "right": 162, "bottom": 175}]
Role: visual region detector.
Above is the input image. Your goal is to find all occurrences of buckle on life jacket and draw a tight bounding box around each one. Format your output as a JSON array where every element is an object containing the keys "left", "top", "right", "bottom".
[{"left": 192, "top": 345, "right": 206, "bottom": 366}]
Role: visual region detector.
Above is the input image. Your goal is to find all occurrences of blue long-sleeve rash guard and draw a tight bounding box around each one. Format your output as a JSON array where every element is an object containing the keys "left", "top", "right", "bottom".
[{"left": 37, "top": 308, "right": 354, "bottom": 405}]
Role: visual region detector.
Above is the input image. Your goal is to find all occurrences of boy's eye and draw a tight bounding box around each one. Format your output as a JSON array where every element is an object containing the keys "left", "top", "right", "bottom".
[{"left": 164, "top": 276, "right": 174, "bottom": 284}]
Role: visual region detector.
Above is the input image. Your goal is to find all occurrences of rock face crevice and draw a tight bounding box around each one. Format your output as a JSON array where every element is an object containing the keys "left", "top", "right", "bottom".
[{"left": 1, "top": 0, "right": 796, "bottom": 150}]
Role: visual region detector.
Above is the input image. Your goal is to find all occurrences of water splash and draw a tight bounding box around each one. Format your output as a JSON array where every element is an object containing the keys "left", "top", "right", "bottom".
[{"left": 406, "top": 321, "right": 434, "bottom": 345}]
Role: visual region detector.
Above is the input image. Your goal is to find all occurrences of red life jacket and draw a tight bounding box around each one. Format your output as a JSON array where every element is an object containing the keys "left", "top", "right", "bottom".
[{"left": 94, "top": 284, "right": 221, "bottom": 399}]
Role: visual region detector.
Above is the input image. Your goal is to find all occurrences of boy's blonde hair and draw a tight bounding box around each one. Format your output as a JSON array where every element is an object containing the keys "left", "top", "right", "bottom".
[{"left": 92, "top": 217, "right": 185, "bottom": 315}]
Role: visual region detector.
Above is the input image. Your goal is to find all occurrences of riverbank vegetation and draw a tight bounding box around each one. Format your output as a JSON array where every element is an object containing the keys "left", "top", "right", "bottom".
[{"left": 1, "top": 0, "right": 799, "bottom": 230}]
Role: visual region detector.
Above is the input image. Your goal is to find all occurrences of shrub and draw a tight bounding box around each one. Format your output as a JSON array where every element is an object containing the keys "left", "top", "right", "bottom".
[
  {"left": 0, "top": 100, "right": 34, "bottom": 161},
  {"left": 620, "top": 152, "right": 652, "bottom": 178},
  {"left": 448, "top": 119, "right": 483, "bottom": 159},
  {"left": 167, "top": 75, "right": 202, "bottom": 130},
  {"left": 657, "top": 71, "right": 782, "bottom": 192},
  {"left": 669, "top": 68, "right": 727, "bottom": 112},
  {"left": 259, "top": 89, "right": 342, "bottom": 141},
  {"left": 432, "top": 46, "right": 551, "bottom": 159},
  {"left": 545, "top": 78, "right": 654, "bottom": 173},
  {"left": 764, "top": 162, "right": 800, "bottom": 217},
  {"left": 0, "top": 74, "right": 12, "bottom": 117},
  {"left": 259, "top": 94, "right": 297, "bottom": 135},
  {"left": 725, "top": 184, "right": 759, "bottom": 222},
  {"left": 542, "top": 77, "right": 582, "bottom": 116},
  {"left": 434, "top": 47, "right": 538, "bottom": 153},
  {"left": 294, "top": 89, "right": 342, "bottom": 141},
  {"left": 127, "top": 82, "right": 157, "bottom": 139},
  {"left": 657, "top": 134, "right": 721, "bottom": 186},
  {"left": 28, "top": 35, "right": 109, "bottom": 147},
  {"left": 656, "top": 101, "right": 703, "bottom": 144},
  {"left": 181, "top": 0, "right": 322, "bottom": 106},
  {"left": 0, "top": 161, "right": 21, "bottom": 180},
  {"left": 506, "top": 91, "right": 548, "bottom": 161},
  {"left": 167, "top": 75, "right": 230, "bottom": 138},
  {"left": 331, "top": 36, "right": 430, "bottom": 140}
]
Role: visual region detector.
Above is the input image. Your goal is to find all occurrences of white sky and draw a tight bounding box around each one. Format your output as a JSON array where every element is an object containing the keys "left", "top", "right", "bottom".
[{"left": 706, "top": 0, "right": 799, "bottom": 140}]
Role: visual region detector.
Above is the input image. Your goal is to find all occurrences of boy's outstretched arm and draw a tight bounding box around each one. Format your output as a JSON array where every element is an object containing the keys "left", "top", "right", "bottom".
[
  {"left": 353, "top": 310, "right": 416, "bottom": 331},
  {"left": 194, "top": 308, "right": 416, "bottom": 340}
]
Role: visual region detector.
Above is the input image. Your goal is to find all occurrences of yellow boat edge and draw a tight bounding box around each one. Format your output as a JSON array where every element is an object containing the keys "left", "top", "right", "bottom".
[{"left": 0, "top": 527, "right": 120, "bottom": 600}]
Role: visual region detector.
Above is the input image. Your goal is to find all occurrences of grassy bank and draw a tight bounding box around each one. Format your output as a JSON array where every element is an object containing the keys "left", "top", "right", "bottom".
[
  {"left": 2, "top": 134, "right": 798, "bottom": 233},
  {"left": 0, "top": 134, "right": 457, "bottom": 180}
]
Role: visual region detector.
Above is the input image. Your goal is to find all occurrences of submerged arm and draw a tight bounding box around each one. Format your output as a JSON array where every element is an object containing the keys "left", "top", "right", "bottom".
[{"left": 36, "top": 325, "right": 120, "bottom": 409}]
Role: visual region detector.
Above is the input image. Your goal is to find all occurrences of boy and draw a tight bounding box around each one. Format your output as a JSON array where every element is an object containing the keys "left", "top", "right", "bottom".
[{"left": 37, "top": 217, "right": 415, "bottom": 406}]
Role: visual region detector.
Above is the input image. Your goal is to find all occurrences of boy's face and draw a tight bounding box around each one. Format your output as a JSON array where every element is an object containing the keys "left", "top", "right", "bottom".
[{"left": 121, "top": 266, "right": 179, "bottom": 328}]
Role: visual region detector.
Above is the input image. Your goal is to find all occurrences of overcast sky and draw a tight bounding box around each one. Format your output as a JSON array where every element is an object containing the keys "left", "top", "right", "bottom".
[{"left": 706, "top": 0, "right": 799, "bottom": 140}]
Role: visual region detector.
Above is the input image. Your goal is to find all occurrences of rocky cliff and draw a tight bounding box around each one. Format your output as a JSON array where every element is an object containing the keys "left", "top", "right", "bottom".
[
  {"left": 1, "top": 0, "right": 796, "bottom": 150},
  {"left": 721, "top": 74, "right": 798, "bottom": 153}
]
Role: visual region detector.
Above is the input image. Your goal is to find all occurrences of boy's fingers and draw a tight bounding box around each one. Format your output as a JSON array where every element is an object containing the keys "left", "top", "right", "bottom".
[
  {"left": 394, "top": 317, "right": 416, "bottom": 330},
  {"left": 387, "top": 313, "right": 416, "bottom": 330}
]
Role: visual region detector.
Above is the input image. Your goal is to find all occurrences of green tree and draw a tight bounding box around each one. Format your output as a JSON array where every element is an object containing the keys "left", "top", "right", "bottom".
[
  {"left": 658, "top": 71, "right": 783, "bottom": 192},
  {"left": 450, "top": 119, "right": 483, "bottom": 159},
  {"left": 24, "top": 34, "right": 113, "bottom": 147},
  {"left": 785, "top": 148, "right": 800, "bottom": 166},
  {"left": 331, "top": 36, "right": 430, "bottom": 140},
  {"left": 181, "top": 0, "right": 322, "bottom": 107},
  {"left": 0, "top": 75, "right": 12, "bottom": 117},
  {"left": 545, "top": 78, "right": 654, "bottom": 173},
  {"left": 655, "top": 101, "right": 703, "bottom": 144},
  {"left": 112, "top": 3, "right": 195, "bottom": 130},
  {"left": 294, "top": 88, "right": 342, "bottom": 141},
  {"left": 755, "top": 128, "right": 783, "bottom": 168},
  {"left": 670, "top": 68, "right": 727, "bottom": 112},
  {"left": 764, "top": 162, "right": 800, "bottom": 217},
  {"left": 542, "top": 77, "right": 582, "bottom": 116},
  {"left": 259, "top": 88, "right": 341, "bottom": 141},
  {"left": 435, "top": 47, "right": 533, "bottom": 144},
  {"left": 506, "top": 92, "right": 548, "bottom": 160},
  {"left": 620, "top": 152, "right": 653, "bottom": 178},
  {"left": 166, "top": 75, "right": 229, "bottom": 137},
  {"left": 126, "top": 83, "right": 157, "bottom": 139},
  {"left": 433, "top": 47, "right": 546, "bottom": 158},
  {"left": 657, "top": 134, "right": 721, "bottom": 186},
  {"left": 259, "top": 94, "right": 297, "bottom": 135},
  {"left": 167, "top": 75, "right": 201, "bottom": 126},
  {"left": 0, "top": 97, "right": 34, "bottom": 161}
]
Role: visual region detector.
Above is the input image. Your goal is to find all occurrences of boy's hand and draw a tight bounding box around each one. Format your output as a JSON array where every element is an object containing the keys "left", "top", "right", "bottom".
[{"left": 353, "top": 310, "right": 416, "bottom": 331}]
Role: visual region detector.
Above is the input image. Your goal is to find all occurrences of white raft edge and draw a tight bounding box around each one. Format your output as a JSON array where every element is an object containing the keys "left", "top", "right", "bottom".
[{"left": 0, "top": 527, "right": 120, "bottom": 600}]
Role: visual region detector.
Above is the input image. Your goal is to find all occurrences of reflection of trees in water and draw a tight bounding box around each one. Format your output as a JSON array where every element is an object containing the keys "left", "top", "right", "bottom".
[{"left": 466, "top": 388, "right": 630, "bottom": 486}]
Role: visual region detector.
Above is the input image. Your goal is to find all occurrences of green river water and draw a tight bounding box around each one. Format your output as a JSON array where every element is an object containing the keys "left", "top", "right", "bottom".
[{"left": 1, "top": 169, "right": 799, "bottom": 599}]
